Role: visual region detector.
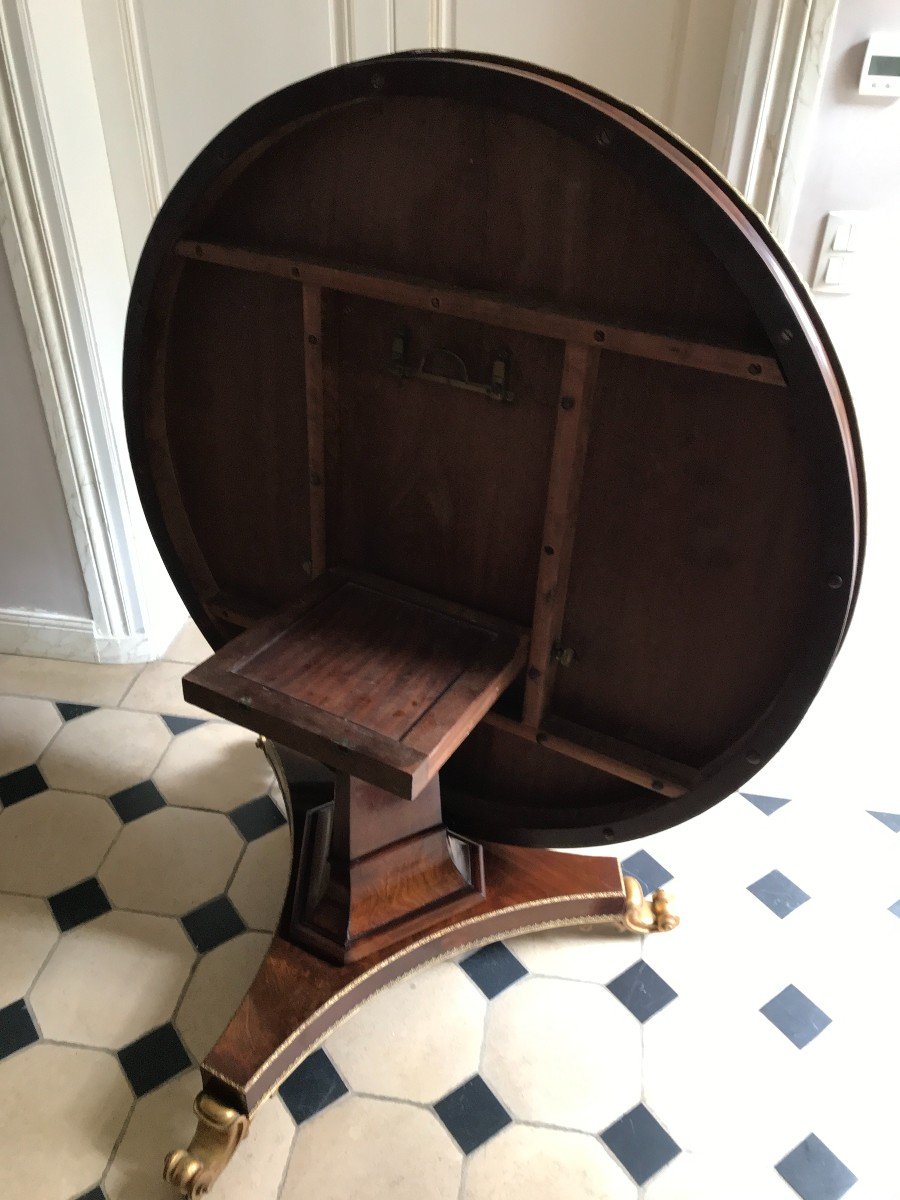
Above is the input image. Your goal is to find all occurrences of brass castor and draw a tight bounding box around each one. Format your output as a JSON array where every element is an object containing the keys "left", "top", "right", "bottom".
[
  {"left": 621, "top": 874, "right": 680, "bottom": 933},
  {"left": 164, "top": 1092, "right": 249, "bottom": 1197}
]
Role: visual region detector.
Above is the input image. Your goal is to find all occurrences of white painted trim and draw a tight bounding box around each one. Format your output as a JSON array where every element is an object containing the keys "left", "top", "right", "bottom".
[
  {"left": 0, "top": 5, "right": 134, "bottom": 640},
  {"left": 117, "top": 0, "right": 168, "bottom": 211},
  {"left": 714, "top": 0, "right": 840, "bottom": 245},
  {"left": 0, "top": 1, "right": 184, "bottom": 664},
  {"left": 430, "top": 0, "right": 455, "bottom": 49},
  {"left": 0, "top": 606, "right": 150, "bottom": 663},
  {"left": 329, "top": 0, "right": 353, "bottom": 65}
]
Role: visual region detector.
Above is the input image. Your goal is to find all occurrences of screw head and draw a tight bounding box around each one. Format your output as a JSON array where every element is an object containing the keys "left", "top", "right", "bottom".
[
  {"left": 595, "top": 128, "right": 612, "bottom": 147},
  {"left": 430, "top": 297, "right": 440, "bottom": 309},
  {"left": 748, "top": 363, "right": 762, "bottom": 376},
  {"left": 536, "top": 731, "right": 548, "bottom": 745},
  {"left": 560, "top": 396, "right": 575, "bottom": 410},
  {"left": 828, "top": 573, "right": 843, "bottom": 589},
  {"left": 527, "top": 666, "right": 541, "bottom": 681},
  {"left": 651, "top": 779, "right": 664, "bottom": 792},
  {"left": 780, "top": 328, "right": 794, "bottom": 344},
  {"left": 593, "top": 329, "right": 605, "bottom": 342},
  {"left": 371, "top": 73, "right": 385, "bottom": 90},
  {"left": 543, "top": 545, "right": 555, "bottom": 556},
  {"left": 746, "top": 751, "right": 762, "bottom": 766},
  {"left": 601, "top": 826, "right": 614, "bottom": 842},
  {"left": 308, "top": 334, "right": 318, "bottom": 345}
]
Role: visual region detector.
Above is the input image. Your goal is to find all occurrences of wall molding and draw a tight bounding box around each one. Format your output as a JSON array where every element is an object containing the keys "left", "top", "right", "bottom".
[
  {"left": 0, "top": 1, "right": 156, "bottom": 661},
  {"left": 714, "top": 0, "right": 840, "bottom": 246},
  {"left": 0, "top": 605, "right": 150, "bottom": 663},
  {"left": 118, "top": 0, "right": 168, "bottom": 212}
]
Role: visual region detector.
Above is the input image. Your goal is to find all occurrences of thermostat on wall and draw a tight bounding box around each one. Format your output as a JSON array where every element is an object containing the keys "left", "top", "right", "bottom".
[{"left": 860, "top": 33, "right": 900, "bottom": 96}]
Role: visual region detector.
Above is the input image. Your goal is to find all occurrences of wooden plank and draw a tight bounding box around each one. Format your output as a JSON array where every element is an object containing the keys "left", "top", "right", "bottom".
[
  {"left": 522, "top": 343, "right": 600, "bottom": 727},
  {"left": 403, "top": 632, "right": 530, "bottom": 783},
  {"left": 302, "top": 285, "right": 327, "bottom": 576},
  {"left": 482, "top": 710, "right": 696, "bottom": 798},
  {"left": 184, "top": 660, "right": 430, "bottom": 799},
  {"left": 176, "top": 240, "right": 785, "bottom": 387}
]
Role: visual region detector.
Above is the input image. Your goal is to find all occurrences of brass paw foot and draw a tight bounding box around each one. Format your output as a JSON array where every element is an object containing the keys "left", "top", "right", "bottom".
[
  {"left": 621, "top": 874, "right": 679, "bottom": 933},
  {"left": 164, "top": 1093, "right": 249, "bottom": 1197}
]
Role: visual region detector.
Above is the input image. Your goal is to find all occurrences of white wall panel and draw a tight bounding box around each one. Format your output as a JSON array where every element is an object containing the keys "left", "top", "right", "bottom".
[
  {"left": 138, "top": 0, "right": 333, "bottom": 185},
  {"left": 455, "top": 0, "right": 684, "bottom": 131}
]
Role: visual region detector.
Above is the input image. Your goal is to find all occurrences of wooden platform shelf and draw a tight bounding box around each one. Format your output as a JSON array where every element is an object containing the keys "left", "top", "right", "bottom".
[{"left": 185, "top": 569, "right": 529, "bottom": 800}]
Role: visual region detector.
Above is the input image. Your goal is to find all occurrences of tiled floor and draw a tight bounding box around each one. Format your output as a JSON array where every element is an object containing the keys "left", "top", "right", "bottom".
[{"left": 0, "top": 626, "right": 897, "bottom": 1200}]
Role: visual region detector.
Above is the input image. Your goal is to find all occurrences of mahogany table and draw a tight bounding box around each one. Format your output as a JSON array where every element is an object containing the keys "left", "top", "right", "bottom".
[{"left": 122, "top": 51, "right": 864, "bottom": 1196}]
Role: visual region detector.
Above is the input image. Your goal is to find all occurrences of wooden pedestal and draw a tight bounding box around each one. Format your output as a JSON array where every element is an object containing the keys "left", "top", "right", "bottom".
[{"left": 163, "top": 575, "right": 678, "bottom": 1196}]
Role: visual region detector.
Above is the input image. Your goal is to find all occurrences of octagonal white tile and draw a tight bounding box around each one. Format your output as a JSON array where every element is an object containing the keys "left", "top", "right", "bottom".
[
  {"left": 153, "top": 722, "right": 273, "bottom": 812},
  {"left": 282, "top": 1095, "right": 461, "bottom": 1200},
  {"left": 163, "top": 621, "right": 212, "bottom": 665},
  {"left": 99, "top": 806, "right": 243, "bottom": 915},
  {"left": 325, "top": 961, "right": 487, "bottom": 1104},
  {"left": 641, "top": 992, "right": 811, "bottom": 1163},
  {"left": 0, "top": 790, "right": 119, "bottom": 896},
  {"left": 0, "top": 695, "right": 62, "bottom": 775},
  {"left": 481, "top": 975, "right": 641, "bottom": 1133},
  {"left": 508, "top": 922, "right": 642, "bottom": 985},
  {"left": 121, "top": 661, "right": 209, "bottom": 718},
  {"left": 0, "top": 894, "right": 59, "bottom": 1005},
  {"left": 0, "top": 1042, "right": 132, "bottom": 1200},
  {"left": 175, "top": 931, "right": 271, "bottom": 1061},
  {"left": 105, "top": 1068, "right": 293, "bottom": 1200},
  {"left": 0, "top": 654, "right": 139, "bottom": 705},
  {"left": 642, "top": 1151, "right": 796, "bottom": 1199},
  {"left": 228, "top": 825, "right": 291, "bottom": 930},
  {"left": 40, "top": 707, "right": 171, "bottom": 796},
  {"left": 30, "top": 909, "right": 195, "bottom": 1049},
  {"left": 465, "top": 1124, "right": 638, "bottom": 1200}
]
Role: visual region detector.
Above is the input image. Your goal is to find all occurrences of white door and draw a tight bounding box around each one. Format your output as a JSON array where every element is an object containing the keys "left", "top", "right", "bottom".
[{"left": 84, "top": 0, "right": 741, "bottom": 274}]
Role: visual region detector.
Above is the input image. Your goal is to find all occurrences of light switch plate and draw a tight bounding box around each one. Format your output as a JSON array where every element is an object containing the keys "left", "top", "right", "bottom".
[{"left": 812, "top": 211, "right": 868, "bottom": 295}]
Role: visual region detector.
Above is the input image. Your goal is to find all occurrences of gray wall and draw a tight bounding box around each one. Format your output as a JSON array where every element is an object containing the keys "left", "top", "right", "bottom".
[
  {"left": 791, "top": 0, "right": 900, "bottom": 278},
  {"left": 0, "top": 241, "right": 89, "bottom": 617}
]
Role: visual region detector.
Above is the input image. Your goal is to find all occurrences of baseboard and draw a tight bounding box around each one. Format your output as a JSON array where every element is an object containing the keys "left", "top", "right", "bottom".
[{"left": 0, "top": 606, "right": 152, "bottom": 663}]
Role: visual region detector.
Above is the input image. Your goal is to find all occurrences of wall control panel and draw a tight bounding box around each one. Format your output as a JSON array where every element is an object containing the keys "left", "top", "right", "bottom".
[
  {"left": 860, "top": 33, "right": 900, "bottom": 96},
  {"left": 812, "top": 212, "right": 869, "bottom": 295}
]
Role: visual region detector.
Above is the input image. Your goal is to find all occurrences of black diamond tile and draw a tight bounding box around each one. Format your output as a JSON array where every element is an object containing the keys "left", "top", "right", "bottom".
[
  {"left": 74, "top": 1188, "right": 106, "bottom": 1200},
  {"left": 742, "top": 791, "right": 791, "bottom": 815},
  {"left": 109, "top": 779, "right": 166, "bottom": 823},
  {"left": 889, "top": 899, "right": 900, "bottom": 918},
  {"left": 607, "top": 960, "right": 677, "bottom": 1023},
  {"left": 279, "top": 1048, "right": 347, "bottom": 1124},
  {"left": 601, "top": 1103, "right": 680, "bottom": 1185},
  {"left": 459, "top": 942, "right": 527, "bottom": 999},
  {"left": 0, "top": 763, "right": 47, "bottom": 807},
  {"left": 162, "top": 714, "right": 206, "bottom": 736},
  {"left": 0, "top": 999, "right": 39, "bottom": 1061},
  {"left": 776, "top": 1134, "right": 857, "bottom": 1200},
  {"left": 48, "top": 877, "right": 111, "bottom": 932},
  {"left": 760, "top": 984, "right": 831, "bottom": 1049},
  {"left": 621, "top": 850, "right": 673, "bottom": 894},
  {"left": 181, "top": 895, "right": 246, "bottom": 953},
  {"left": 229, "top": 794, "right": 287, "bottom": 842},
  {"left": 868, "top": 809, "right": 900, "bottom": 832},
  {"left": 747, "top": 869, "right": 810, "bottom": 918},
  {"left": 434, "top": 1074, "right": 511, "bottom": 1154},
  {"left": 118, "top": 1023, "right": 191, "bottom": 1096},
  {"left": 56, "top": 701, "right": 97, "bottom": 722}
]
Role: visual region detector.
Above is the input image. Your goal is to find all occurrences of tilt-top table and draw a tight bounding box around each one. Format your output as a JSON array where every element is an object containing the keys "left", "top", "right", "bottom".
[{"left": 122, "top": 51, "right": 864, "bottom": 1196}]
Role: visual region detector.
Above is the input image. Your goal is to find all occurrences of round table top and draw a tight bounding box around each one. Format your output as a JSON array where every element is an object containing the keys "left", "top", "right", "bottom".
[{"left": 124, "top": 51, "right": 864, "bottom": 847}]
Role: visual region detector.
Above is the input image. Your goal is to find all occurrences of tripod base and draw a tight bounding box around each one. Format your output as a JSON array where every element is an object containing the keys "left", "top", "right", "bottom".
[{"left": 163, "top": 840, "right": 676, "bottom": 1196}]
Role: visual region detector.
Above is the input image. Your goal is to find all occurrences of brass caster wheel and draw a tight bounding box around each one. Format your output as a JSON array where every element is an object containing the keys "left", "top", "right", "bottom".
[
  {"left": 621, "top": 874, "right": 679, "bottom": 933},
  {"left": 164, "top": 1093, "right": 249, "bottom": 1197}
]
